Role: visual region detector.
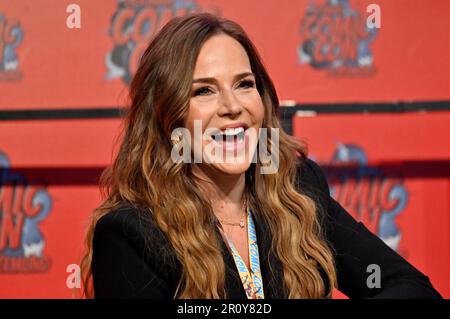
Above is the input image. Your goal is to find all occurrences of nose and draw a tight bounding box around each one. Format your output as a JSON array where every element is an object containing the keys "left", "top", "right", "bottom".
[{"left": 217, "top": 89, "right": 243, "bottom": 118}]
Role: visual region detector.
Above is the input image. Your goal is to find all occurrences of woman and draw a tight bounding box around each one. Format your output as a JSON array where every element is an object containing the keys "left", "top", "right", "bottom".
[{"left": 81, "top": 13, "right": 441, "bottom": 299}]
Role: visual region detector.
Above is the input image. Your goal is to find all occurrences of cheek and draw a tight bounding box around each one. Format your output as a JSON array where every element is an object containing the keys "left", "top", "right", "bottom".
[
  {"left": 185, "top": 101, "right": 215, "bottom": 131},
  {"left": 250, "top": 96, "right": 265, "bottom": 125}
]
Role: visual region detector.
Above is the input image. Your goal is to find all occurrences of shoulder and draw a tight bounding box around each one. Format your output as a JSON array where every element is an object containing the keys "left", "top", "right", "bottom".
[
  {"left": 94, "top": 205, "right": 152, "bottom": 243},
  {"left": 92, "top": 204, "right": 180, "bottom": 298},
  {"left": 95, "top": 204, "right": 151, "bottom": 232},
  {"left": 295, "top": 156, "right": 330, "bottom": 203},
  {"left": 293, "top": 156, "right": 336, "bottom": 232},
  {"left": 93, "top": 204, "right": 175, "bottom": 262}
]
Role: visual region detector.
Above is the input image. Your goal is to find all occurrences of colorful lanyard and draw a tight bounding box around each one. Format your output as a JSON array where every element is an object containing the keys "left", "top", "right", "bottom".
[{"left": 225, "top": 211, "right": 265, "bottom": 299}]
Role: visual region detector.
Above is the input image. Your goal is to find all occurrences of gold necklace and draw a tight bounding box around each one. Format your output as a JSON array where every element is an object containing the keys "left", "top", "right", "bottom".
[{"left": 218, "top": 194, "right": 248, "bottom": 229}]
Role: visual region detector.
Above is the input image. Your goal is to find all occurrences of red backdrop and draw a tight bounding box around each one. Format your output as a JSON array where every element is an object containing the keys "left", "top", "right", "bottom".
[{"left": 0, "top": 0, "right": 449, "bottom": 298}]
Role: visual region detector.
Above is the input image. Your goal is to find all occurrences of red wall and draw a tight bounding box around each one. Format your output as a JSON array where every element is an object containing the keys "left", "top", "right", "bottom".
[{"left": 0, "top": 0, "right": 449, "bottom": 298}]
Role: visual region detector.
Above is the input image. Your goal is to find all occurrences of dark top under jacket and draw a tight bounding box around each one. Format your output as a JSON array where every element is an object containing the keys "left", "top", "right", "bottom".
[{"left": 92, "top": 157, "right": 442, "bottom": 299}]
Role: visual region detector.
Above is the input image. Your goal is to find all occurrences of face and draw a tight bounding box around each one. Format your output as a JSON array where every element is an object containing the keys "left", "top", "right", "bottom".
[{"left": 183, "top": 34, "right": 265, "bottom": 176}]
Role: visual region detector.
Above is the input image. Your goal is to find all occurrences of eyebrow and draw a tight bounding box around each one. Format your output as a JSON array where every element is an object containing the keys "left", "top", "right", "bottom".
[{"left": 192, "top": 72, "right": 255, "bottom": 84}]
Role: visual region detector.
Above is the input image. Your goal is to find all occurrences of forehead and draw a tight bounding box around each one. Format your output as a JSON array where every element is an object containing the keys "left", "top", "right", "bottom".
[{"left": 193, "top": 34, "right": 252, "bottom": 77}]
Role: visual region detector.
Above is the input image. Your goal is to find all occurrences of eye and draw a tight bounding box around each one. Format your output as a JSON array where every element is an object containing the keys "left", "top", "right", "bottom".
[
  {"left": 238, "top": 80, "right": 255, "bottom": 89},
  {"left": 193, "top": 86, "right": 213, "bottom": 97}
]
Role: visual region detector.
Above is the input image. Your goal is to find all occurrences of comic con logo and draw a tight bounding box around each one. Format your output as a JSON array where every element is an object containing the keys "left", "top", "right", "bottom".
[
  {"left": 0, "top": 13, "right": 23, "bottom": 81},
  {"left": 105, "top": 0, "right": 217, "bottom": 84},
  {"left": 0, "top": 151, "right": 52, "bottom": 273},
  {"left": 298, "top": 0, "right": 377, "bottom": 76},
  {"left": 326, "top": 144, "right": 408, "bottom": 252}
]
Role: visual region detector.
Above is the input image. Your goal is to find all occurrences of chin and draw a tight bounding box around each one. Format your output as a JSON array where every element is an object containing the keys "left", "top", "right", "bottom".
[{"left": 211, "top": 161, "right": 252, "bottom": 175}]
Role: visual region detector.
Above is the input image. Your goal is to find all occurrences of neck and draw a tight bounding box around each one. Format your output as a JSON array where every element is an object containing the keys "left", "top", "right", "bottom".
[{"left": 192, "top": 163, "right": 246, "bottom": 220}]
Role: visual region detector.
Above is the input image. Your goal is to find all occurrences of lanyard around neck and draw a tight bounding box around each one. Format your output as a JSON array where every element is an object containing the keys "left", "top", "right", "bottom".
[{"left": 224, "top": 210, "right": 265, "bottom": 299}]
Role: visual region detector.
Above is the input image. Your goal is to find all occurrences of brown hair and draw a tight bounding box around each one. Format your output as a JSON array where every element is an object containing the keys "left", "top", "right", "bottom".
[{"left": 81, "top": 12, "right": 336, "bottom": 298}]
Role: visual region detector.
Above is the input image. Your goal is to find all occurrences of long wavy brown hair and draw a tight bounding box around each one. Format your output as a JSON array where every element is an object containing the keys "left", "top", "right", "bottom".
[{"left": 81, "top": 12, "right": 337, "bottom": 299}]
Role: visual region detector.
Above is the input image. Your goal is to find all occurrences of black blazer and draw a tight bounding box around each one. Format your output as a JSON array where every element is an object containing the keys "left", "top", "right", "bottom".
[{"left": 91, "top": 157, "right": 442, "bottom": 299}]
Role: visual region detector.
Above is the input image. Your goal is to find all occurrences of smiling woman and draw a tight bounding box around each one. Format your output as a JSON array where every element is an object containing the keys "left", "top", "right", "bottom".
[
  {"left": 185, "top": 34, "right": 264, "bottom": 176},
  {"left": 80, "top": 13, "right": 442, "bottom": 299}
]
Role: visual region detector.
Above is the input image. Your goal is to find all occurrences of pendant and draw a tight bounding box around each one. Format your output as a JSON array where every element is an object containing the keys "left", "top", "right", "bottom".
[{"left": 239, "top": 220, "right": 245, "bottom": 228}]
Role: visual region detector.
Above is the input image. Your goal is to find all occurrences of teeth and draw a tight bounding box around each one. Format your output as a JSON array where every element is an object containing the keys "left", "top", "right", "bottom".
[
  {"left": 223, "top": 127, "right": 245, "bottom": 136},
  {"left": 212, "top": 127, "right": 246, "bottom": 141}
]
